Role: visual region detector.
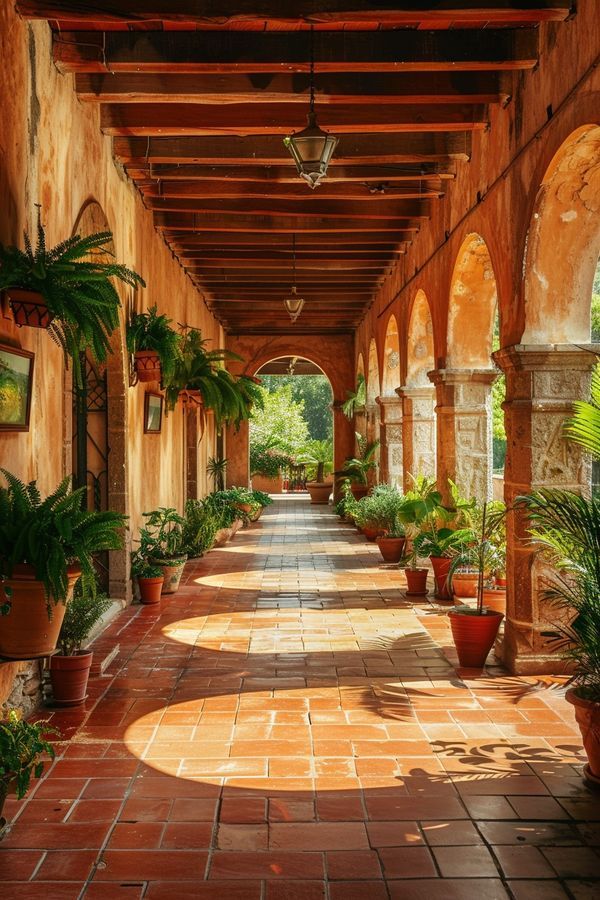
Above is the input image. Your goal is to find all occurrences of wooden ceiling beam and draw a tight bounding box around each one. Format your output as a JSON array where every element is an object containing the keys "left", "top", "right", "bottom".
[
  {"left": 77, "top": 71, "right": 510, "bottom": 106},
  {"left": 167, "top": 233, "right": 404, "bottom": 246},
  {"left": 140, "top": 180, "right": 444, "bottom": 200},
  {"left": 127, "top": 163, "right": 455, "bottom": 181},
  {"left": 53, "top": 28, "right": 539, "bottom": 74},
  {"left": 147, "top": 198, "right": 429, "bottom": 218},
  {"left": 17, "top": 2, "right": 571, "bottom": 27},
  {"left": 100, "top": 102, "right": 488, "bottom": 136},
  {"left": 176, "top": 253, "right": 394, "bottom": 263},
  {"left": 115, "top": 132, "right": 472, "bottom": 164},
  {"left": 155, "top": 212, "right": 421, "bottom": 232}
]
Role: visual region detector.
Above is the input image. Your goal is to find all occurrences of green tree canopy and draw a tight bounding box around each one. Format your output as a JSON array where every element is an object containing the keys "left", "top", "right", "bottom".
[
  {"left": 260, "top": 374, "right": 333, "bottom": 441},
  {"left": 250, "top": 384, "right": 309, "bottom": 455}
]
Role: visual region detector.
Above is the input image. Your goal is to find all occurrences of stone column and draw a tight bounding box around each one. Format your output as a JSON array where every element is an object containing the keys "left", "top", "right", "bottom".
[
  {"left": 396, "top": 385, "right": 436, "bottom": 489},
  {"left": 493, "top": 344, "right": 596, "bottom": 675},
  {"left": 377, "top": 395, "right": 403, "bottom": 487},
  {"left": 365, "top": 402, "right": 381, "bottom": 484},
  {"left": 429, "top": 368, "right": 497, "bottom": 503},
  {"left": 332, "top": 399, "right": 355, "bottom": 502}
]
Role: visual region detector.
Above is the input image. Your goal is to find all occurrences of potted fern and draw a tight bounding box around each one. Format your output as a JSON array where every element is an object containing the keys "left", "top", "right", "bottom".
[
  {"left": 0, "top": 710, "right": 58, "bottom": 830},
  {"left": 49, "top": 586, "right": 112, "bottom": 706},
  {"left": 140, "top": 507, "right": 187, "bottom": 595},
  {"left": 0, "top": 469, "right": 125, "bottom": 660},
  {"left": 126, "top": 305, "right": 181, "bottom": 384},
  {"left": 0, "top": 212, "right": 144, "bottom": 388},
  {"left": 336, "top": 432, "right": 380, "bottom": 500}
]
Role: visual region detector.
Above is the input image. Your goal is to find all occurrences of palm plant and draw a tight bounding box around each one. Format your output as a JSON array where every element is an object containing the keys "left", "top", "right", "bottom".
[
  {"left": 336, "top": 432, "right": 380, "bottom": 486},
  {"left": 207, "top": 456, "right": 228, "bottom": 492},
  {"left": 299, "top": 439, "right": 334, "bottom": 483},
  {"left": 563, "top": 361, "right": 600, "bottom": 460},
  {"left": 0, "top": 213, "right": 144, "bottom": 388},
  {"left": 126, "top": 305, "right": 182, "bottom": 383},
  {"left": 342, "top": 374, "right": 366, "bottom": 419},
  {"left": 447, "top": 501, "right": 506, "bottom": 612}
]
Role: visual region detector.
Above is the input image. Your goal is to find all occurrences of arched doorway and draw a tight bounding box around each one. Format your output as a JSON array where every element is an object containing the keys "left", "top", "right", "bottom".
[
  {"left": 401, "top": 289, "right": 436, "bottom": 488},
  {"left": 379, "top": 316, "right": 403, "bottom": 485},
  {"left": 365, "top": 339, "right": 381, "bottom": 482},
  {"left": 433, "top": 233, "right": 500, "bottom": 501},
  {"left": 68, "top": 200, "right": 130, "bottom": 599}
]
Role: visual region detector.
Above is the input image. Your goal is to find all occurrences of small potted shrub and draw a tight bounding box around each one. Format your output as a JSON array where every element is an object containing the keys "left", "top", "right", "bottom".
[
  {"left": 0, "top": 212, "right": 144, "bottom": 387},
  {"left": 299, "top": 440, "right": 334, "bottom": 504},
  {"left": 0, "top": 710, "right": 58, "bottom": 829},
  {"left": 250, "top": 441, "right": 290, "bottom": 494},
  {"left": 250, "top": 490, "right": 273, "bottom": 521},
  {"left": 126, "top": 304, "right": 181, "bottom": 384},
  {"left": 336, "top": 432, "right": 380, "bottom": 500},
  {"left": 366, "top": 485, "right": 407, "bottom": 563},
  {"left": 447, "top": 502, "right": 505, "bottom": 669},
  {"left": 182, "top": 497, "right": 224, "bottom": 557},
  {"left": 0, "top": 469, "right": 125, "bottom": 660},
  {"left": 140, "top": 507, "right": 187, "bottom": 595},
  {"left": 49, "top": 586, "right": 112, "bottom": 706},
  {"left": 413, "top": 521, "right": 473, "bottom": 602},
  {"left": 130, "top": 548, "right": 164, "bottom": 604},
  {"left": 397, "top": 477, "right": 442, "bottom": 595}
]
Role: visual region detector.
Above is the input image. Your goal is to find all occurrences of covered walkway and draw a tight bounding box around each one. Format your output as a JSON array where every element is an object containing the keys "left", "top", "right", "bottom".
[{"left": 2, "top": 498, "right": 598, "bottom": 899}]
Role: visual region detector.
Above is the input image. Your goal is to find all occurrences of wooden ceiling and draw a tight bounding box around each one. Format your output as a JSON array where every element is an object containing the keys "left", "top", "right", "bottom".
[{"left": 18, "top": 2, "right": 571, "bottom": 335}]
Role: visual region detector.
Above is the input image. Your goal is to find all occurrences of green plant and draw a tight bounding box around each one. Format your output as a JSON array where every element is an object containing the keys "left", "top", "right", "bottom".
[
  {"left": 126, "top": 304, "right": 182, "bottom": 383},
  {"left": 342, "top": 374, "right": 366, "bottom": 419},
  {"left": 181, "top": 498, "right": 222, "bottom": 557},
  {"left": 140, "top": 507, "right": 186, "bottom": 561},
  {"left": 298, "top": 439, "right": 334, "bottom": 483},
  {"left": 361, "top": 484, "right": 407, "bottom": 536},
  {"left": 251, "top": 491, "right": 273, "bottom": 508},
  {"left": 207, "top": 456, "right": 228, "bottom": 492},
  {"left": 250, "top": 440, "right": 292, "bottom": 479},
  {"left": 0, "top": 469, "right": 125, "bottom": 614},
  {"left": 397, "top": 482, "right": 444, "bottom": 569},
  {"left": 336, "top": 432, "right": 380, "bottom": 486},
  {"left": 447, "top": 501, "right": 507, "bottom": 609},
  {"left": 517, "top": 489, "right": 600, "bottom": 699},
  {"left": 563, "top": 360, "right": 600, "bottom": 460},
  {"left": 0, "top": 212, "right": 144, "bottom": 388},
  {"left": 0, "top": 710, "right": 58, "bottom": 801},
  {"left": 57, "top": 583, "right": 112, "bottom": 656},
  {"left": 130, "top": 548, "right": 163, "bottom": 580}
]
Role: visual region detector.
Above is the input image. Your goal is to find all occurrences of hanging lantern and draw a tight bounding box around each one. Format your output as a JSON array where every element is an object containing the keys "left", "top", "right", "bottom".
[
  {"left": 283, "top": 236, "right": 305, "bottom": 323},
  {"left": 284, "top": 27, "right": 338, "bottom": 189}
]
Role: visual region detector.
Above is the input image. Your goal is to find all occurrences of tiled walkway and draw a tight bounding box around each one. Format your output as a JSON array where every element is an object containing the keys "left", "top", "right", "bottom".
[{"left": 2, "top": 497, "right": 599, "bottom": 899}]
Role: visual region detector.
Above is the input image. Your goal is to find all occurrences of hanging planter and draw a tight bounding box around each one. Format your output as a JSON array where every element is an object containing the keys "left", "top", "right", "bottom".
[
  {"left": 4, "top": 288, "right": 54, "bottom": 329},
  {"left": 134, "top": 349, "right": 162, "bottom": 383},
  {"left": 127, "top": 306, "right": 181, "bottom": 388}
]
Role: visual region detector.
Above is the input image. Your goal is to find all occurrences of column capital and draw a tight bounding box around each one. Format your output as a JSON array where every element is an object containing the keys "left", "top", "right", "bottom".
[
  {"left": 427, "top": 367, "right": 499, "bottom": 387},
  {"left": 376, "top": 393, "right": 402, "bottom": 409},
  {"left": 493, "top": 343, "right": 600, "bottom": 374},
  {"left": 396, "top": 384, "right": 435, "bottom": 400}
]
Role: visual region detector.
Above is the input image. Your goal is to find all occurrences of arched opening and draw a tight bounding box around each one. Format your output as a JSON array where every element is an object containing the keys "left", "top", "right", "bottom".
[
  {"left": 366, "top": 339, "right": 381, "bottom": 481},
  {"left": 380, "top": 315, "right": 403, "bottom": 485},
  {"left": 438, "top": 232, "right": 501, "bottom": 501},
  {"left": 68, "top": 200, "right": 129, "bottom": 599},
  {"left": 249, "top": 356, "right": 334, "bottom": 495},
  {"left": 402, "top": 289, "right": 436, "bottom": 486}
]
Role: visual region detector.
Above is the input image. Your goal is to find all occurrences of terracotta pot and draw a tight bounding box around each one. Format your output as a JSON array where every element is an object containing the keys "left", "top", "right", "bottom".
[
  {"left": 252, "top": 474, "right": 283, "bottom": 494},
  {"left": 350, "top": 484, "right": 369, "bottom": 501},
  {"left": 361, "top": 525, "right": 380, "bottom": 542},
  {"left": 566, "top": 688, "right": 600, "bottom": 783},
  {"left": 306, "top": 482, "right": 332, "bottom": 504},
  {"left": 430, "top": 556, "right": 452, "bottom": 601},
  {"left": 405, "top": 567, "right": 429, "bottom": 595},
  {"left": 213, "top": 527, "right": 233, "bottom": 546},
  {"left": 151, "top": 556, "right": 187, "bottom": 594},
  {"left": 495, "top": 577, "right": 507, "bottom": 588},
  {"left": 231, "top": 518, "right": 243, "bottom": 535},
  {"left": 377, "top": 536, "right": 406, "bottom": 563},
  {"left": 249, "top": 507, "right": 261, "bottom": 522},
  {"left": 235, "top": 502, "right": 254, "bottom": 515},
  {"left": 452, "top": 572, "right": 479, "bottom": 599},
  {"left": 482, "top": 587, "right": 506, "bottom": 615},
  {"left": 134, "top": 349, "right": 161, "bottom": 383},
  {"left": 137, "top": 576, "right": 164, "bottom": 605},
  {"left": 449, "top": 608, "right": 504, "bottom": 669},
  {"left": 49, "top": 650, "right": 93, "bottom": 707},
  {"left": 0, "top": 564, "right": 81, "bottom": 660},
  {"left": 5, "top": 288, "right": 54, "bottom": 329}
]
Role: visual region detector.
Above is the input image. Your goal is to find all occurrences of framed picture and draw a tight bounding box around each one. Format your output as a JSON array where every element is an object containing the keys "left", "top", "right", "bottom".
[
  {"left": 144, "top": 391, "right": 163, "bottom": 434},
  {"left": 0, "top": 343, "right": 34, "bottom": 431}
]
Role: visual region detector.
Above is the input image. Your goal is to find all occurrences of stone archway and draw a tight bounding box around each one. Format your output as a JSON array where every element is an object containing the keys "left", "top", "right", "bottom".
[
  {"left": 431, "top": 233, "right": 499, "bottom": 501},
  {"left": 379, "top": 315, "right": 402, "bottom": 485},
  {"left": 496, "top": 125, "right": 600, "bottom": 674},
  {"left": 400, "top": 289, "right": 436, "bottom": 488},
  {"left": 68, "top": 200, "right": 130, "bottom": 600},
  {"left": 365, "top": 339, "right": 381, "bottom": 481}
]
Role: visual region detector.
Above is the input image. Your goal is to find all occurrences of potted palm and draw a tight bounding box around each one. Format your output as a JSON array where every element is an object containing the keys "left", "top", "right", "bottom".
[
  {"left": 336, "top": 432, "right": 380, "bottom": 500},
  {"left": 49, "top": 586, "right": 112, "bottom": 706},
  {"left": 0, "top": 212, "right": 144, "bottom": 388},
  {"left": 0, "top": 710, "right": 58, "bottom": 831},
  {"left": 140, "top": 508, "right": 187, "bottom": 595},
  {"left": 207, "top": 456, "right": 228, "bottom": 492},
  {"left": 130, "top": 546, "right": 164, "bottom": 604},
  {"left": 447, "top": 502, "right": 505, "bottom": 668},
  {"left": 126, "top": 305, "right": 181, "bottom": 384},
  {"left": 0, "top": 469, "right": 125, "bottom": 660},
  {"left": 397, "top": 480, "right": 442, "bottom": 595},
  {"left": 299, "top": 440, "right": 334, "bottom": 504}
]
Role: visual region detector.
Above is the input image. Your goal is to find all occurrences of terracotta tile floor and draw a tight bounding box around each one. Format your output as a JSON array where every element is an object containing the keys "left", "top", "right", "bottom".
[{"left": 2, "top": 496, "right": 600, "bottom": 899}]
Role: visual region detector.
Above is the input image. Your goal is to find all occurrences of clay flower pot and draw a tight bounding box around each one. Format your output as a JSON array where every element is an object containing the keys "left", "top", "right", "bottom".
[
  {"left": 137, "top": 576, "right": 164, "bottom": 605},
  {"left": 452, "top": 572, "right": 479, "bottom": 599},
  {"left": 361, "top": 525, "right": 380, "bottom": 542},
  {"left": 235, "top": 502, "right": 254, "bottom": 515},
  {"left": 134, "top": 349, "right": 161, "bottom": 383},
  {"left": 49, "top": 650, "right": 93, "bottom": 706},
  {"left": 377, "top": 536, "right": 406, "bottom": 564},
  {"left": 213, "top": 527, "right": 233, "bottom": 546},
  {"left": 430, "top": 556, "right": 452, "bottom": 601},
  {"left": 0, "top": 564, "right": 81, "bottom": 660},
  {"left": 350, "top": 484, "right": 369, "bottom": 501},
  {"left": 404, "top": 567, "right": 429, "bottom": 595},
  {"left": 566, "top": 688, "right": 600, "bottom": 785},
  {"left": 151, "top": 556, "right": 187, "bottom": 595},
  {"left": 482, "top": 586, "right": 506, "bottom": 615},
  {"left": 5, "top": 288, "right": 54, "bottom": 329},
  {"left": 449, "top": 608, "right": 504, "bottom": 669},
  {"left": 306, "top": 482, "right": 331, "bottom": 504}
]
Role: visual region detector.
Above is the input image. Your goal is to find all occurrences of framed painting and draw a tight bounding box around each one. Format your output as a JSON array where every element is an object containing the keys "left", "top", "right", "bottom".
[
  {"left": 0, "top": 343, "right": 34, "bottom": 431},
  {"left": 144, "top": 391, "right": 163, "bottom": 434}
]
